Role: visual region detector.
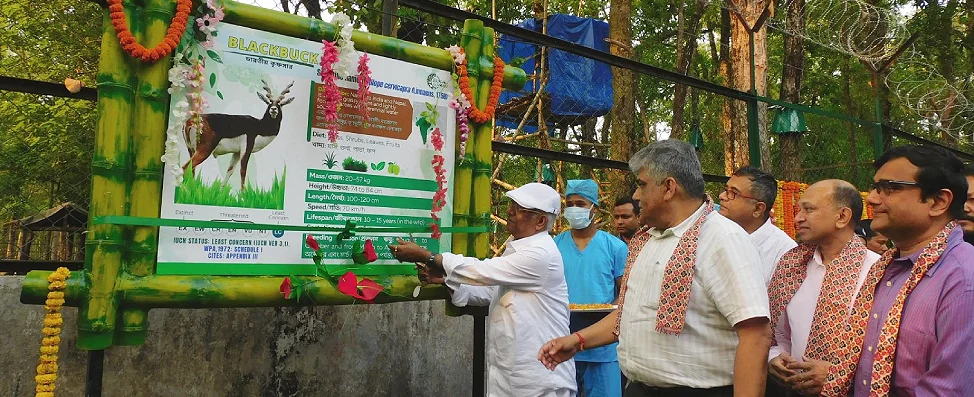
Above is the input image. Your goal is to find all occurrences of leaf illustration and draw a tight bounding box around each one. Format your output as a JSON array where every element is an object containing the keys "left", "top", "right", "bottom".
[
  {"left": 206, "top": 50, "right": 223, "bottom": 64},
  {"left": 216, "top": 91, "right": 224, "bottom": 100},
  {"left": 209, "top": 73, "right": 216, "bottom": 88},
  {"left": 370, "top": 162, "right": 386, "bottom": 171},
  {"left": 416, "top": 117, "right": 431, "bottom": 144}
]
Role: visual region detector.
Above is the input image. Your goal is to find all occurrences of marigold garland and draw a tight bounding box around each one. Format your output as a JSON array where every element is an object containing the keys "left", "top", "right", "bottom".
[
  {"left": 108, "top": 0, "right": 191, "bottom": 62},
  {"left": 35, "top": 267, "right": 70, "bottom": 397},
  {"left": 453, "top": 48, "right": 504, "bottom": 124}
]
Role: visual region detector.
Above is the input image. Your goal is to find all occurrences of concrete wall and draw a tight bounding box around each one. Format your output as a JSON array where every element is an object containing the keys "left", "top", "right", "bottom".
[{"left": 0, "top": 276, "right": 474, "bottom": 396}]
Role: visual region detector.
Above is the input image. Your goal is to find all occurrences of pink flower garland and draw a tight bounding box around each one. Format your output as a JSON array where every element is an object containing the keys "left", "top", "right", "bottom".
[
  {"left": 430, "top": 127, "right": 447, "bottom": 239},
  {"left": 450, "top": 100, "right": 471, "bottom": 158},
  {"left": 357, "top": 53, "right": 371, "bottom": 127},
  {"left": 319, "top": 40, "right": 341, "bottom": 143}
]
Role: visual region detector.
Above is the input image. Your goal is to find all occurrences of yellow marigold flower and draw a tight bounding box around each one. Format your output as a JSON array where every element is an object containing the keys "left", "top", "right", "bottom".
[
  {"left": 40, "top": 346, "right": 59, "bottom": 355},
  {"left": 36, "top": 363, "right": 58, "bottom": 374},
  {"left": 35, "top": 373, "right": 57, "bottom": 383},
  {"left": 47, "top": 291, "right": 65, "bottom": 299},
  {"left": 45, "top": 298, "right": 65, "bottom": 307},
  {"left": 36, "top": 383, "right": 55, "bottom": 392},
  {"left": 43, "top": 317, "right": 63, "bottom": 328},
  {"left": 37, "top": 392, "right": 55, "bottom": 397},
  {"left": 42, "top": 336, "right": 61, "bottom": 345}
]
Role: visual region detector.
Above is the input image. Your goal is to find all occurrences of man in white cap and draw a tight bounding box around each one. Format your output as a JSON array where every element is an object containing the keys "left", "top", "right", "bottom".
[
  {"left": 390, "top": 182, "right": 576, "bottom": 397},
  {"left": 555, "top": 179, "right": 627, "bottom": 397}
]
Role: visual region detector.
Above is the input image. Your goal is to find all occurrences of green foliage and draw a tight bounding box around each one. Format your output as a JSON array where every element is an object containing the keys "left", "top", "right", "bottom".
[
  {"left": 341, "top": 156, "right": 367, "bottom": 172},
  {"left": 0, "top": 0, "right": 102, "bottom": 221},
  {"left": 324, "top": 151, "right": 338, "bottom": 169},
  {"left": 174, "top": 169, "right": 286, "bottom": 210}
]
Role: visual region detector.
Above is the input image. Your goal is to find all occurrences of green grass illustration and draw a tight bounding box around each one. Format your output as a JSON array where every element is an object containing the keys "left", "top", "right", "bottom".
[{"left": 175, "top": 168, "right": 286, "bottom": 210}]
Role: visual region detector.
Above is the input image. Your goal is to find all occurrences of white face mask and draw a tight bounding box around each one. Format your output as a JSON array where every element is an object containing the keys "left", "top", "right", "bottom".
[{"left": 563, "top": 206, "right": 593, "bottom": 229}]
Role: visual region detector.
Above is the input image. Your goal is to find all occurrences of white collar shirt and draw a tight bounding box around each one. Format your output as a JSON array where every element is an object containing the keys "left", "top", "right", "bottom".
[
  {"left": 769, "top": 246, "right": 879, "bottom": 361},
  {"left": 442, "top": 231, "right": 576, "bottom": 397},
  {"left": 617, "top": 204, "right": 770, "bottom": 388},
  {"left": 750, "top": 219, "right": 798, "bottom": 284}
]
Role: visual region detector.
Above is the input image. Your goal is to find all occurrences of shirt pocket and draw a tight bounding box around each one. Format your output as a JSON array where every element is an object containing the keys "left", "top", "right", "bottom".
[{"left": 895, "top": 316, "right": 935, "bottom": 372}]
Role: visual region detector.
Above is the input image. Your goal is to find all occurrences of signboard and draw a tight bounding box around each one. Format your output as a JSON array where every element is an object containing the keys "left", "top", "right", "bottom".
[{"left": 157, "top": 23, "right": 455, "bottom": 276}]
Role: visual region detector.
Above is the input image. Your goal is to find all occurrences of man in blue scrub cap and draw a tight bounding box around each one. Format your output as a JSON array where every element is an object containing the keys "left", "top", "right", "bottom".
[{"left": 554, "top": 179, "right": 628, "bottom": 397}]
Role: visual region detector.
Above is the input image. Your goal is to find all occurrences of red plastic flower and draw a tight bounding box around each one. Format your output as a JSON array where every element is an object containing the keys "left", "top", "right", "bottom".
[
  {"left": 363, "top": 239, "right": 378, "bottom": 262},
  {"left": 306, "top": 234, "right": 321, "bottom": 252},
  {"left": 337, "top": 272, "right": 383, "bottom": 303},
  {"left": 280, "top": 277, "right": 293, "bottom": 299}
]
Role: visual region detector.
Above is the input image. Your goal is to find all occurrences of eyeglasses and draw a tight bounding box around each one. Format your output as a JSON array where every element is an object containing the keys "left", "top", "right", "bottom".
[
  {"left": 507, "top": 202, "right": 545, "bottom": 216},
  {"left": 723, "top": 187, "right": 762, "bottom": 203},
  {"left": 870, "top": 179, "right": 921, "bottom": 196}
]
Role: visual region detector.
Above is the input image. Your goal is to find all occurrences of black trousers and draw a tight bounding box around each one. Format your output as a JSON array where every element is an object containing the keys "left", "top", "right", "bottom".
[{"left": 623, "top": 383, "right": 733, "bottom": 397}]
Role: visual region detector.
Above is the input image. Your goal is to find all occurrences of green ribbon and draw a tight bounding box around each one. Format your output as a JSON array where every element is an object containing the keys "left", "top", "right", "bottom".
[{"left": 95, "top": 216, "right": 488, "bottom": 234}]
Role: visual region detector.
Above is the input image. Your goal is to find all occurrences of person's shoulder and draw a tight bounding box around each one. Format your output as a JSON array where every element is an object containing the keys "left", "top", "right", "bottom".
[
  {"left": 939, "top": 242, "right": 974, "bottom": 291},
  {"left": 703, "top": 211, "right": 751, "bottom": 239},
  {"left": 596, "top": 230, "right": 626, "bottom": 246},
  {"left": 552, "top": 230, "right": 570, "bottom": 242}
]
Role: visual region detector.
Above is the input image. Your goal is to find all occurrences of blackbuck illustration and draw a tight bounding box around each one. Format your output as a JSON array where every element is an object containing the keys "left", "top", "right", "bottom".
[{"left": 182, "top": 79, "right": 295, "bottom": 188}]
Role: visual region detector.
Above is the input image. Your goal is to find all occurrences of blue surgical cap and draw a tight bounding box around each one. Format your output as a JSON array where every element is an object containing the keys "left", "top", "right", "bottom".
[{"left": 566, "top": 179, "right": 599, "bottom": 205}]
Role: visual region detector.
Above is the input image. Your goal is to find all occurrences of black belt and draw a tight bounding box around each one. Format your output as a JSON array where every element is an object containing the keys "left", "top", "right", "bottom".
[{"left": 630, "top": 382, "right": 733, "bottom": 397}]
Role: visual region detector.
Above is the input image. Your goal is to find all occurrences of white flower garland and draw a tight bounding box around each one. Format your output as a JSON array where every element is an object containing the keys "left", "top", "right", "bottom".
[
  {"left": 331, "top": 13, "right": 357, "bottom": 78},
  {"left": 163, "top": 53, "right": 193, "bottom": 183}
]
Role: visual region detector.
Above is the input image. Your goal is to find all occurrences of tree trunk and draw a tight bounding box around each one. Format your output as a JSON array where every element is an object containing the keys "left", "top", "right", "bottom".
[
  {"left": 779, "top": 0, "right": 804, "bottom": 181},
  {"left": 719, "top": 8, "right": 738, "bottom": 175},
  {"left": 578, "top": 118, "right": 597, "bottom": 175},
  {"left": 729, "top": 0, "right": 770, "bottom": 170},
  {"left": 843, "top": 58, "right": 859, "bottom": 185},
  {"left": 607, "top": 0, "right": 635, "bottom": 203},
  {"left": 671, "top": 0, "right": 710, "bottom": 140}
]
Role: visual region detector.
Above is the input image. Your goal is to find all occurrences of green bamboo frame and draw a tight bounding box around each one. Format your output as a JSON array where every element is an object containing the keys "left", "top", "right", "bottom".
[{"left": 19, "top": 1, "right": 524, "bottom": 349}]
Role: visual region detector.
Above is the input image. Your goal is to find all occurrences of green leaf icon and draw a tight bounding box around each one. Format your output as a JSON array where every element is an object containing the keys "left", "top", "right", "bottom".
[
  {"left": 209, "top": 72, "right": 216, "bottom": 88},
  {"left": 206, "top": 50, "right": 223, "bottom": 64}
]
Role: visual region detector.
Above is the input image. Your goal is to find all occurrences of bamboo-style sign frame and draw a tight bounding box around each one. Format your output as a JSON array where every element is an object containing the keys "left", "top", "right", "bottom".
[{"left": 19, "top": 0, "right": 525, "bottom": 350}]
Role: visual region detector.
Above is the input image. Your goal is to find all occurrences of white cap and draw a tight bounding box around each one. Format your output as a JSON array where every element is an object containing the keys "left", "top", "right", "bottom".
[{"left": 505, "top": 183, "right": 561, "bottom": 215}]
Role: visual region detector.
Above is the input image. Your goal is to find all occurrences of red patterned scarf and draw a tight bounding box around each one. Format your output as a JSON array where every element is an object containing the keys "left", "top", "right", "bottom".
[
  {"left": 767, "top": 237, "right": 867, "bottom": 362},
  {"left": 821, "top": 223, "right": 955, "bottom": 397},
  {"left": 614, "top": 201, "right": 714, "bottom": 336}
]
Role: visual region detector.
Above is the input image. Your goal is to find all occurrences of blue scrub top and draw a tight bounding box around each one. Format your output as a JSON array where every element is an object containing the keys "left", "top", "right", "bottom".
[{"left": 554, "top": 230, "right": 627, "bottom": 362}]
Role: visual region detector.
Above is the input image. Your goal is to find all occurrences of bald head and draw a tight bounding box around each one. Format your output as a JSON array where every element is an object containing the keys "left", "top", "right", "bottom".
[
  {"left": 809, "top": 179, "right": 863, "bottom": 230},
  {"left": 796, "top": 180, "right": 863, "bottom": 245}
]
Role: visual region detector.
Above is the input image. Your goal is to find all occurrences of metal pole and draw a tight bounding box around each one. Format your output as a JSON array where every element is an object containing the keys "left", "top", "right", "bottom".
[
  {"left": 871, "top": 71, "right": 885, "bottom": 160},
  {"left": 472, "top": 314, "right": 487, "bottom": 397},
  {"left": 85, "top": 350, "right": 105, "bottom": 397},
  {"left": 381, "top": 0, "right": 399, "bottom": 36}
]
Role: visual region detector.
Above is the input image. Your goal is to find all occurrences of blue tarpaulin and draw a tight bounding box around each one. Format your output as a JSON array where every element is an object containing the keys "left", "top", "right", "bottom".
[{"left": 497, "top": 14, "right": 613, "bottom": 133}]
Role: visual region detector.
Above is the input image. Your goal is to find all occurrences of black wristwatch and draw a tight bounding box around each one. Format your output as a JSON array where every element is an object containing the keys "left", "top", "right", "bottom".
[{"left": 425, "top": 252, "right": 437, "bottom": 266}]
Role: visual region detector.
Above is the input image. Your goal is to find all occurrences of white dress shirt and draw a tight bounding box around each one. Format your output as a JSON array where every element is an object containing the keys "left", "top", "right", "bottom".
[
  {"left": 750, "top": 219, "right": 798, "bottom": 284},
  {"left": 443, "top": 231, "right": 576, "bottom": 397},
  {"left": 769, "top": 247, "right": 880, "bottom": 361},
  {"left": 617, "top": 204, "right": 770, "bottom": 388}
]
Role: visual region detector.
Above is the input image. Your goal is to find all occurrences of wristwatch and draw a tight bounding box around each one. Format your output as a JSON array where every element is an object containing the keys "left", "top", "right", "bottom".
[{"left": 425, "top": 252, "right": 437, "bottom": 266}]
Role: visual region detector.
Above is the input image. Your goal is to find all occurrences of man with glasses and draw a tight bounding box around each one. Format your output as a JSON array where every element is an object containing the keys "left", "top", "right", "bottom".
[
  {"left": 719, "top": 166, "right": 797, "bottom": 283},
  {"left": 390, "top": 183, "right": 577, "bottom": 397},
  {"left": 765, "top": 180, "right": 880, "bottom": 396},
  {"left": 958, "top": 164, "right": 974, "bottom": 243},
  {"left": 539, "top": 140, "right": 771, "bottom": 397},
  {"left": 820, "top": 145, "right": 974, "bottom": 397}
]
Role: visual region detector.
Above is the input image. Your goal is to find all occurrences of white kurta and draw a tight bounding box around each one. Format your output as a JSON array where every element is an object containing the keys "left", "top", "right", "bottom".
[
  {"left": 443, "top": 231, "right": 577, "bottom": 397},
  {"left": 750, "top": 219, "right": 798, "bottom": 284}
]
